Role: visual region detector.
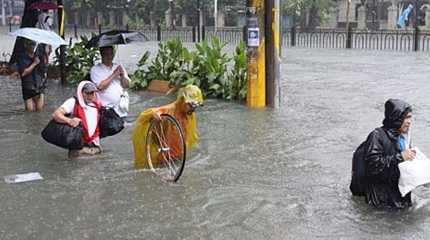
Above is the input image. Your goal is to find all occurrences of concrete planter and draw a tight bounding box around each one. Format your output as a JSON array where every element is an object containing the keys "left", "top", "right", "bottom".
[{"left": 147, "top": 80, "right": 173, "bottom": 93}]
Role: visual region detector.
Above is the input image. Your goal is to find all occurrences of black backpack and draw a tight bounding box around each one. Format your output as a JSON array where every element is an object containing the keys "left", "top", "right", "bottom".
[
  {"left": 350, "top": 128, "right": 389, "bottom": 196},
  {"left": 350, "top": 140, "right": 367, "bottom": 196}
]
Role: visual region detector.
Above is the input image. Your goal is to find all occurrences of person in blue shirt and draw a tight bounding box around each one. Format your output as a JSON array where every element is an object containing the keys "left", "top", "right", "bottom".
[
  {"left": 397, "top": 4, "right": 414, "bottom": 28},
  {"left": 17, "top": 39, "right": 46, "bottom": 112}
]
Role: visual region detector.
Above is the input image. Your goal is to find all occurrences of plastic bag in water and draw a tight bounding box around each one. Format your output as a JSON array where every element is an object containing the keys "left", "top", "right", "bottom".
[
  {"left": 398, "top": 147, "right": 430, "bottom": 196},
  {"left": 4, "top": 172, "right": 43, "bottom": 184}
]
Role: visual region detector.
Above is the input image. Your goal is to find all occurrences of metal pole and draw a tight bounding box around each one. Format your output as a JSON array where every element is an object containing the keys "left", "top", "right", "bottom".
[
  {"left": 169, "top": 0, "right": 176, "bottom": 29},
  {"left": 199, "top": 0, "right": 203, "bottom": 42},
  {"left": 265, "top": 0, "right": 281, "bottom": 108},
  {"left": 157, "top": 24, "right": 161, "bottom": 41},
  {"left": 345, "top": 0, "right": 351, "bottom": 48},
  {"left": 8, "top": 0, "right": 12, "bottom": 21},
  {"left": 1, "top": 0, "right": 6, "bottom": 26},
  {"left": 202, "top": 25, "right": 205, "bottom": 41},
  {"left": 57, "top": 0, "right": 66, "bottom": 84},
  {"left": 214, "top": 0, "right": 218, "bottom": 32},
  {"left": 197, "top": 0, "right": 200, "bottom": 42},
  {"left": 413, "top": 0, "right": 419, "bottom": 51},
  {"left": 192, "top": 25, "right": 197, "bottom": 42},
  {"left": 246, "top": 0, "right": 266, "bottom": 108},
  {"left": 291, "top": 26, "right": 296, "bottom": 46}
]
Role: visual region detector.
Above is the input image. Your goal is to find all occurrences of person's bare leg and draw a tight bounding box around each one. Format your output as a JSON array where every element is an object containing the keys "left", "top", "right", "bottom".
[
  {"left": 35, "top": 94, "right": 44, "bottom": 111},
  {"left": 24, "top": 99, "right": 34, "bottom": 112}
]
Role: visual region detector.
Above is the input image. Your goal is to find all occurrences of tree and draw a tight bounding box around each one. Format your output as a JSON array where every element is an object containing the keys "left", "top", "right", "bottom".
[
  {"left": 282, "top": 0, "right": 334, "bottom": 28},
  {"left": 66, "top": 0, "right": 248, "bottom": 27},
  {"left": 65, "top": 0, "right": 93, "bottom": 10},
  {"left": 175, "top": 0, "right": 245, "bottom": 25},
  {"left": 125, "top": 0, "right": 168, "bottom": 26}
]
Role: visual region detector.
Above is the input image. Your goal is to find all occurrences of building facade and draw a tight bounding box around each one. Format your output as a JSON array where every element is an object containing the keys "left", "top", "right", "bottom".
[{"left": 331, "top": 0, "right": 430, "bottom": 29}]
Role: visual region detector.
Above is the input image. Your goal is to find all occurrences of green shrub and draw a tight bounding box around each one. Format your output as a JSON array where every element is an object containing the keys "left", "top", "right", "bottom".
[
  {"left": 130, "top": 51, "right": 151, "bottom": 90},
  {"left": 54, "top": 35, "right": 100, "bottom": 85},
  {"left": 229, "top": 41, "right": 247, "bottom": 101},
  {"left": 147, "top": 38, "right": 187, "bottom": 82},
  {"left": 194, "top": 37, "right": 230, "bottom": 98},
  {"left": 131, "top": 38, "right": 248, "bottom": 102},
  {"left": 131, "top": 39, "right": 199, "bottom": 89}
]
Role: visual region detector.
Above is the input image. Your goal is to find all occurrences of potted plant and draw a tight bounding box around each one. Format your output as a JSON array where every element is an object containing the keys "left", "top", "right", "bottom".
[{"left": 146, "top": 38, "right": 188, "bottom": 93}]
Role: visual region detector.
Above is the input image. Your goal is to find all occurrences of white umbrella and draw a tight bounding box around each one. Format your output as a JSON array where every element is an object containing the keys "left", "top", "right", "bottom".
[{"left": 10, "top": 27, "right": 67, "bottom": 47}]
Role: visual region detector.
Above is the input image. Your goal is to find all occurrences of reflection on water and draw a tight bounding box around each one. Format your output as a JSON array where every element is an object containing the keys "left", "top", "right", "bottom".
[{"left": 0, "top": 48, "right": 430, "bottom": 239}]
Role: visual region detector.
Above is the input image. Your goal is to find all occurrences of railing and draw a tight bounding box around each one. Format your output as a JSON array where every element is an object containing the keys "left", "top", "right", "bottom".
[
  {"left": 131, "top": 27, "right": 194, "bottom": 42},
  {"left": 160, "top": 27, "right": 195, "bottom": 42},
  {"left": 205, "top": 27, "right": 245, "bottom": 45},
  {"left": 287, "top": 28, "right": 348, "bottom": 49},
  {"left": 283, "top": 27, "right": 430, "bottom": 52},
  {"left": 64, "top": 24, "right": 245, "bottom": 45},
  {"left": 62, "top": 24, "right": 430, "bottom": 52},
  {"left": 351, "top": 30, "right": 415, "bottom": 51}
]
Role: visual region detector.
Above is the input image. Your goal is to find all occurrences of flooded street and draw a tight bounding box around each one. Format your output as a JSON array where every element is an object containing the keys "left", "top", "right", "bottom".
[{"left": 1, "top": 45, "right": 430, "bottom": 239}]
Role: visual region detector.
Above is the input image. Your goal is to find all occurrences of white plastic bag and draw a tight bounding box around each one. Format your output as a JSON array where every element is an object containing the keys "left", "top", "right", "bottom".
[
  {"left": 398, "top": 147, "right": 430, "bottom": 197},
  {"left": 119, "top": 91, "right": 129, "bottom": 113},
  {"left": 4, "top": 172, "right": 43, "bottom": 184}
]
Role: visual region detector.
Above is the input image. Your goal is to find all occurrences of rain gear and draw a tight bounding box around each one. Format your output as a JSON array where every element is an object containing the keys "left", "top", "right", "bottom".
[
  {"left": 132, "top": 85, "right": 203, "bottom": 169},
  {"left": 364, "top": 99, "right": 412, "bottom": 209}
]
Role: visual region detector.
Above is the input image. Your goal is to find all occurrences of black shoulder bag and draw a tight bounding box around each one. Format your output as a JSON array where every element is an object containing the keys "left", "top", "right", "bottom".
[
  {"left": 99, "top": 107, "right": 124, "bottom": 138},
  {"left": 41, "top": 118, "right": 84, "bottom": 150}
]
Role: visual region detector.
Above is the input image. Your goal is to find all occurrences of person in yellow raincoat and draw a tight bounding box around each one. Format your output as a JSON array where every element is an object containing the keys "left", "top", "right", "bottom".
[{"left": 132, "top": 85, "right": 204, "bottom": 169}]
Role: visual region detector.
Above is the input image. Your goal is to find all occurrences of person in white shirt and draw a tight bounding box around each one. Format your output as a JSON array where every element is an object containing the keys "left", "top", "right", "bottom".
[
  {"left": 52, "top": 81, "right": 103, "bottom": 158},
  {"left": 90, "top": 46, "right": 130, "bottom": 118}
]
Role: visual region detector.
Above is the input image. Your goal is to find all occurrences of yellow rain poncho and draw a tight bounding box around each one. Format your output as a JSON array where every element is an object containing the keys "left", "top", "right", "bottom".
[{"left": 132, "top": 85, "right": 204, "bottom": 169}]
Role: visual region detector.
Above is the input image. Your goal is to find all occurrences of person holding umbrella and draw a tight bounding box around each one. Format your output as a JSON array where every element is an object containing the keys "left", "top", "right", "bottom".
[
  {"left": 88, "top": 30, "right": 147, "bottom": 118},
  {"left": 90, "top": 45, "right": 131, "bottom": 118},
  {"left": 17, "top": 39, "right": 44, "bottom": 111},
  {"left": 10, "top": 27, "right": 67, "bottom": 111}
]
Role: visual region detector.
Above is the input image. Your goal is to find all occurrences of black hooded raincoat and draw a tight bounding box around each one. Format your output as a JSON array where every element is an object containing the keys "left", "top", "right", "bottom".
[{"left": 364, "top": 99, "right": 412, "bottom": 209}]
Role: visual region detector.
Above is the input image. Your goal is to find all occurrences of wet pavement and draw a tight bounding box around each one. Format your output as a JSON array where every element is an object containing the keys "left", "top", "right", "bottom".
[{"left": 1, "top": 35, "right": 430, "bottom": 239}]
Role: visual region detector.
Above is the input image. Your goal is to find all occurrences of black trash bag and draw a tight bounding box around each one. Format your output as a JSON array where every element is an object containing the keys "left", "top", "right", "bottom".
[
  {"left": 41, "top": 120, "right": 84, "bottom": 150},
  {"left": 100, "top": 107, "right": 124, "bottom": 138}
]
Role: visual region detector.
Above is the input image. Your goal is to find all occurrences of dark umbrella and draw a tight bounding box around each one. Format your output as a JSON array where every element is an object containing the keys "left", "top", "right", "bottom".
[
  {"left": 28, "top": 2, "right": 58, "bottom": 10},
  {"left": 86, "top": 30, "right": 149, "bottom": 48}
]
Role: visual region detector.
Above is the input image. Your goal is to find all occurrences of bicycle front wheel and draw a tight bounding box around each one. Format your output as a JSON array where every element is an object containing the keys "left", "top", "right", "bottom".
[{"left": 145, "top": 113, "right": 186, "bottom": 182}]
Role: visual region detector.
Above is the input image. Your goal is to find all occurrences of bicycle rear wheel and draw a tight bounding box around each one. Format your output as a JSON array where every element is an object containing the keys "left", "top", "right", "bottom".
[{"left": 146, "top": 113, "right": 186, "bottom": 182}]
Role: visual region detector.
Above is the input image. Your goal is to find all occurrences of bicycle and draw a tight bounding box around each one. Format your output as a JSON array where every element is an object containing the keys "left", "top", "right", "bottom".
[{"left": 145, "top": 113, "right": 186, "bottom": 182}]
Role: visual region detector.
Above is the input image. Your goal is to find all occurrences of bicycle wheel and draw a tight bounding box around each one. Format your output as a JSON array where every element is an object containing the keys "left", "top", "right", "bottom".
[{"left": 146, "top": 113, "right": 186, "bottom": 182}]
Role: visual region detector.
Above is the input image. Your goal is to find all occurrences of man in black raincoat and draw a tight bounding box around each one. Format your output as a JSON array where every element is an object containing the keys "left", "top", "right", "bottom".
[{"left": 364, "top": 99, "right": 415, "bottom": 209}]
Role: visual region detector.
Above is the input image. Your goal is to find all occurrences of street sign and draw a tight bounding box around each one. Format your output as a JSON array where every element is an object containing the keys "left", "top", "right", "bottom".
[{"left": 247, "top": 27, "right": 259, "bottom": 47}]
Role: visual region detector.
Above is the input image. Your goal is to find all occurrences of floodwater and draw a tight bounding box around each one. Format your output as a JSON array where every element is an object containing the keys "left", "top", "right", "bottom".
[{"left": 1, "top": 45, "right": 430, "bottom": 239}]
